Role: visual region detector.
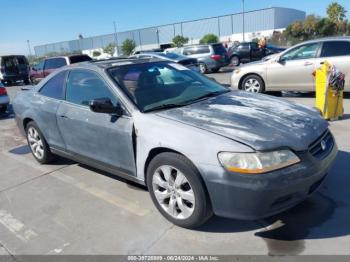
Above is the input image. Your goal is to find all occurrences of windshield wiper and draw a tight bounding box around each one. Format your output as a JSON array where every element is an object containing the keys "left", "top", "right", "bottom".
[
  {"left": 143, "top": 103, "right": 185, "bottom": 113},
  {"left": 182, "top": 90, "right": 229, "bottom": 105}
]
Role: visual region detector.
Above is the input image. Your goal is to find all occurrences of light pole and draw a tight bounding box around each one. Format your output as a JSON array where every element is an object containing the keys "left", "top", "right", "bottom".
[
  {"left": 27, "top": 40, "right": 32, "bottom": 56},
  {"left": 113, "top": 21, "right": 119, "bottom": 56},
  {"left": 242, "top": 0, "right": 245, "bottom": 42}
]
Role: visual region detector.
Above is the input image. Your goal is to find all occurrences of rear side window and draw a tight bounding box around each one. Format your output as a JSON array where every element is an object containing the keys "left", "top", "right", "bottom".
[
  {"left": 39, "top": 71, "right": 67, "bottom": 100},
  {"left": 16, "top": 56, "right": 28, "bottom": 65},
  {"left": 321, "top": 41, "right": 350, "bottom": 57},
  {"left": 66, "top": 70, "right": 117, "bottom": 106},
  {"left": 183, "top": 46, "right": 210, "bottom": 55},
  {"left": 238, "top": 43, "right": 250, "bottom": 51},
  {"left": 212, "top": 44, "right": 227, "bottom": 55},
  {"left": 69, "top": 55, "right": 92, "bottom": 64},
  {"left": 44, "top": 58, "right": 67, "bottom": 70}
]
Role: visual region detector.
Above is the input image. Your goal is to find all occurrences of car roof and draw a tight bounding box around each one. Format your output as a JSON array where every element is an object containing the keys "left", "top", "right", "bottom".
[
  {"left": 66, "top": 57, "right": 162, "bottom": 70},
  {"left": 300, "top": 36, "right": 350, "bottom": 45},
  {"left": 45, "top": 54, "right": 90, "bottom": 60}
]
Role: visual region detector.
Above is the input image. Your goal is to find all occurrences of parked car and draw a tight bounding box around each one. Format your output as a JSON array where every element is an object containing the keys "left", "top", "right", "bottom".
[
  {"left": 231, "top": 37, "right": 350, "bottom": 93},
  {"left": 177, "top": 43, "right": 229, "bottom": 74},
  {"left": 0, "top": 82, "right": 9, "bottom": 113},
  {"left": 30, "top": 54, "right": 92, "bottom": 84},
  {"left": 131, "top": 52, "right": 199, "bottom": 72},
  {"left": 0, "top": 55, "right": 30, "bottom": 86},
  {"left": 13, "top": 59, "right": 337, "bottom": 228},
  {"left": 227, "top": 42, "right": 285, "bottom": 66},
  {"left": 132, "top": 49, "right": 163, "bottom": 55}
]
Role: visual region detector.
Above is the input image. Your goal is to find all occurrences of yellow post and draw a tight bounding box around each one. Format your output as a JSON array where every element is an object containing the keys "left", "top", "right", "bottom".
[{"left": 315, "top": 61, "right": 344, "bottom": 120}]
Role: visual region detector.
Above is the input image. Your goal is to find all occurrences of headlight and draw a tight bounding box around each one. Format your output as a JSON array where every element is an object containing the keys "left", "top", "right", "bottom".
[{"left": 218, "top": 150, "right": 300, "bottom": 174}]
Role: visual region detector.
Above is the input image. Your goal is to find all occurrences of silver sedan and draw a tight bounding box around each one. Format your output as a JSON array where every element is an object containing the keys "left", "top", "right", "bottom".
[
  {"left": 13, "top": 59, "right": 337, "bottom": 228},
  {"left": 231, "top": 37, "right": 350, "bottom": 93}
]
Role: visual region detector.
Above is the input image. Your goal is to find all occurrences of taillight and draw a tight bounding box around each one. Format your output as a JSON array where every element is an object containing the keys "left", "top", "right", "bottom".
[
  {"left": 0, "top": 88, "right": 7, "bottom": 96},
  {"left": 211, "top": 55, "right": 222, "bottom": 61}
]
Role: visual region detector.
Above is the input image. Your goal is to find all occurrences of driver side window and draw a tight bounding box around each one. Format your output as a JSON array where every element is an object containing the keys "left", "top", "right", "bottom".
[
  {"left": 281, "top": 43, "right": 320, "bottom": 61},
  {"left": 66, "top": 70, "right": 117, "bottom": 106}
]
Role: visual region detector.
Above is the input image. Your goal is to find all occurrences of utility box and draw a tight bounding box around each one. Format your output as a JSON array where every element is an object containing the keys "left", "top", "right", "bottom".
[{"left": 315, "top": 61, "right": 344, "bottom": 120}]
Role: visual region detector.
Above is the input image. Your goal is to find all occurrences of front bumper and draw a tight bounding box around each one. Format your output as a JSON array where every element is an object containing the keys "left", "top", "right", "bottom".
[{"left": 199, "top": 140, "right": 338, "bottom": 220}]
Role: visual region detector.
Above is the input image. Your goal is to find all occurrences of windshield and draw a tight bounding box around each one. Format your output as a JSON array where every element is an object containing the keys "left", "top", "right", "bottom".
[{"left": 108, "top": 62, "right": 228, "bottom": 112}]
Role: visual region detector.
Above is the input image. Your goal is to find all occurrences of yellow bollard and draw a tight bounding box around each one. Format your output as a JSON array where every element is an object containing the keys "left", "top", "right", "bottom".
[{"left": 315, "top": 61, "right": 344, "bottom": 120}]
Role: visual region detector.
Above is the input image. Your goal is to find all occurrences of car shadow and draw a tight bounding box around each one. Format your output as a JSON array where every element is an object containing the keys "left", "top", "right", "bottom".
[{"left": 196, "top": 150, "right": 350, "bottom": 250}]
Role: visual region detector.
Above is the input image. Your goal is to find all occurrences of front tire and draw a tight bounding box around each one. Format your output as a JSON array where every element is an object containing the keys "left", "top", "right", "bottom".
[
  {"left": 26, "top": 121, "right": 55, "bottom": 164},
  {"left": 241, "top": 74, "right": 265, "bottom": 93},
  {"left": 147, "top": 152, "right": 212, "bottom": 228}
]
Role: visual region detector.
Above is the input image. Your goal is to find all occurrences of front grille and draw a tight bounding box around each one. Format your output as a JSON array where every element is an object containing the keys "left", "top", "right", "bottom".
[{"left": 309, "top": 130, "right": 334, "bottom": 160}]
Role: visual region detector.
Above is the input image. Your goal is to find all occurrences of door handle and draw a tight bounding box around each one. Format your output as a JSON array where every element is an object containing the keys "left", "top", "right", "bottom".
[
  {"left": 59, "top": 115, "right": 68, "bottom": 119},
  {"left": 304, "top": 61, "right": 313, "bottom": 66}
]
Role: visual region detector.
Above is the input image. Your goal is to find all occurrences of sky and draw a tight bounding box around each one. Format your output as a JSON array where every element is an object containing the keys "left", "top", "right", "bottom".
[{"left": 1, "top": 0, "right": 350, "bottom": 56}]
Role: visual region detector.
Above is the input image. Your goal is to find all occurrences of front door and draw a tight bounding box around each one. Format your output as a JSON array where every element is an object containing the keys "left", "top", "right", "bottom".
[
  {"left": 266, "top": 42, "right": 320, "bottom": 91},
  {"left": 57, "top": 69, "right": 136, "bottom": 175}
]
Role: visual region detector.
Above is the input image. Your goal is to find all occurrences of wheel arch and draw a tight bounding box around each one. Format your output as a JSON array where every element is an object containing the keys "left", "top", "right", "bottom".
[
  {"left": 23, "top": 117, "right": 34, "bottom": 130},
  {"left": 143, "top": 147, "right": 208, "bottom": 192}
]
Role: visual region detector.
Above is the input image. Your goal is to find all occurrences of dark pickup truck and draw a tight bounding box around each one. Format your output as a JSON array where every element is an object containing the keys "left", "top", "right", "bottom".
[{"left": 228, "top": 42, "right": 285, "bottom": 66}]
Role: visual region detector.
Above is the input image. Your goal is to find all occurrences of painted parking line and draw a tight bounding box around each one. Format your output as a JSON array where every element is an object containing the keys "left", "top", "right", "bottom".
[
  {"left": 53, "top": 172, "right": 151, "bottom": 217},
  {"left": 0, "top": 209, "right": 38, "bottom": 243}
]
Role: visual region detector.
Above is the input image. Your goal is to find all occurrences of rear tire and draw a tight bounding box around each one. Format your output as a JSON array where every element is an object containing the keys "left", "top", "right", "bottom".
[
  {"left": 241, "top": 74, "right": 265, "bottom": 93},
  {"left": 26, "top": 121, "right": 55, "bottom": 164},
  {"left": 230, "top": 56, "right": 240, "bottom": 66},
  {"left": 147, "top": 152, "right": 212, "bottom": 228},
  {"left": 199, "top": 63, "right": 208, "bottom": 74}
]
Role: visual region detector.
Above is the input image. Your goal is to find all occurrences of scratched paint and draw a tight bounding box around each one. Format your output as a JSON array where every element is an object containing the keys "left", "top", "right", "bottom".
[{"left": 157, "top": 91, "right": 328, "bottom": 151}]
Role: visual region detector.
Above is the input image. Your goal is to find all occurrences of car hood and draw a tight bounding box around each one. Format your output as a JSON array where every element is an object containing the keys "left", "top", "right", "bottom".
[{"left": 156, "top": 91, "right": 328, "bottom": 151}]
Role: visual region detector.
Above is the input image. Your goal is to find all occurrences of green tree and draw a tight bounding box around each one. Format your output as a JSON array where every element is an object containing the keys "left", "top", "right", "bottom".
[
  {"left": 327, "top": 2, "right": 347, "bottom": 23},
  {"left": 92, "top": 50, "right": 101, "bottom": 57},
  {"left": 121, "top": 39, "right": 136, "bottom": 55},
  {"left": 284, "top": 20, "right": 305, "bottom": 40},
  {"left": 172, "top": 35, "right": 189, "bottom": 47},
  {"left": 316, "top": 18, "right": 338, "bottom": 37},
  {"left": 303, "top": 15, "right": 320, "bottom": 38},
  {"left": 103, "top": 43, "right": 116, "bottom": 56},
  {"left": 199, "top": 34, "right": 219, "bottom": 44}
]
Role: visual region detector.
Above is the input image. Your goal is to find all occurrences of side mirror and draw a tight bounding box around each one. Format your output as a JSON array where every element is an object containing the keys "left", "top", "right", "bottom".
[
  {"left": 89, "top": 98, "right": 123, "bottom": 116},
  {"left": 32, "top": 67, "right": 37, "bottom": 71},
  {"left": 277, "top": 56, "right": 286, "bottom": 63}
]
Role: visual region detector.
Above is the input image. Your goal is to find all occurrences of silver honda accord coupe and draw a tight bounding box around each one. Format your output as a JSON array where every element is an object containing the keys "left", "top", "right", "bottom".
[{"left": 13, "top": 58, "right": 337, "bottom": 228}]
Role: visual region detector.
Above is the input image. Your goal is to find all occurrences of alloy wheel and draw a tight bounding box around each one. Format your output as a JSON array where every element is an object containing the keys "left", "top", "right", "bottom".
[
  {"left": 152, "top": 165, "right": 195, "bottom": 220},
  {"left": 199, "top": 63, "right": 206, "bottom": 74},
  {"left": 27, "top": 127, "right": 44, "bottom": 160},
  {"left": 244, "top": 78, "right": 261, "bottom": 93}
]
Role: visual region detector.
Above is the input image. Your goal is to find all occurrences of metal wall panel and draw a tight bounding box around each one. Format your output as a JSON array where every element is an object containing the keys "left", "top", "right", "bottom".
[{"left": 34, "top": 7, "right": 306, "bottom": 56}]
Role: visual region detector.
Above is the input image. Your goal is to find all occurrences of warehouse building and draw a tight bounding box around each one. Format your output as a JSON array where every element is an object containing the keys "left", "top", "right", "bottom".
[{"left": 34, "top": 7, "right": 306, "bottom": 56}]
